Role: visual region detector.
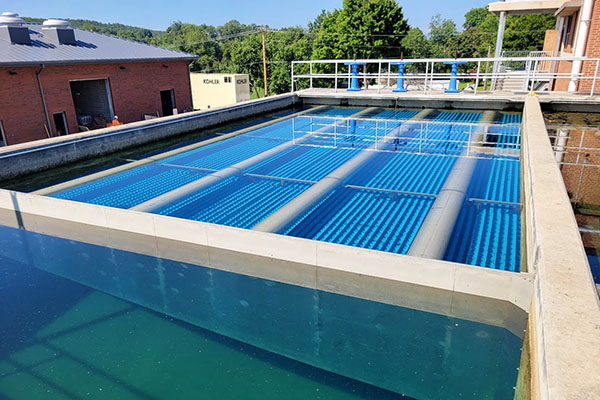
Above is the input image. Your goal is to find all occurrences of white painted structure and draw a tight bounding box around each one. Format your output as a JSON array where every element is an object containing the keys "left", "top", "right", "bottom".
[{"left": 190, "top": 73, "right": 250, "bottom": 110}]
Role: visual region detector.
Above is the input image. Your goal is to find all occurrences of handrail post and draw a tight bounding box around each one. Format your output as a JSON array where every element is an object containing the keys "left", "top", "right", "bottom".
[
  {"left": 290, "top": 62, "right": 294, "bottom": 92},
  {"left": 424, "top": 61, "right": 429, "bottom": 93},
  {"left": 334, "top": 62, "right": 338, "bottom": 92},
  {"left": 377, "top": 62, "right": 382, "bottom": 93},
  {"left": 474, "top": 61, "right": 481, "bottom": 96},
  {"left": 387, "top": 62, "right": 391, "bottom": 90},
  {"left": 590, "top": 59, "right": 599, "bottom": 97},
  {"left": 309, "top": 62, "right": 313, "bottom": 89}
]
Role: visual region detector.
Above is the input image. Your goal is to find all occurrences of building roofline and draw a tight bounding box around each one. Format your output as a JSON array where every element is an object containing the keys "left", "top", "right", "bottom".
[
  {"left": 488, "top": 0, "right": 566, "bottom": 15},
  {"left": 0, "top": 57, "right": 197, "bottom": 68}
]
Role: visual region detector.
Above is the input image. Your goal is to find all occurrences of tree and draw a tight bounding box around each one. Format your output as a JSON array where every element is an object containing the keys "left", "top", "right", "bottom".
[
  {"left": 454, "top": 8, "right": 556, "bottom": 57},
  {"left": 463, "top": 8, "right": 489, "bottom": 29},
  {"left": 159, "top": 22, "right": 222, "bottom": 72},
  {"left": 428, "top": 14, "right": 458, "bottom": 58},
  {"left": 401, "top": 28, "right": 430, "bottom": 58},
  {"left": 311, "top": 0, "right": 410, "bottom": 60},
  {"left": 308, "top": 10, "right": 328, "bottom": 34}
]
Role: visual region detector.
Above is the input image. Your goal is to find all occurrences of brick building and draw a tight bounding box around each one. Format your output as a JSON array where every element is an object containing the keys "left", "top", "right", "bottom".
[
  {"left": 0, "top": 13, "right": 196, "bottom": 146},
  {"left": 488, "top": 0, "right": 600, "bottom": 93}
]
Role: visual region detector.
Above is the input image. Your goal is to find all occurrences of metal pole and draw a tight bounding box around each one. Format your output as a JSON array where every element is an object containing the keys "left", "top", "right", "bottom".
[
  {"left": 377, "top": 62, "right": 382, "bottom": 93},
  {"left": 309, "top": 62, "right": 313, "bottom": 89},
  {"left": 424, "top": 61, "right": 429, "bottom": 93},
  {"left": 590, "top": 59, "right": 599, "bottom": 97},
  {"left": 291, "top": 62, "right": 294, "bottom": 92},
  {"left": 474, "top": 61, "right": 481, "bottom": 96},
  {"left": 334, "top": 62, "right": 338, "bottom": 92}
]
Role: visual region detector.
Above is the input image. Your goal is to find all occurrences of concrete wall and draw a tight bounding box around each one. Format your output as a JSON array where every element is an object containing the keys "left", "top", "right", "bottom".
[
  {"left": 0, "top": 188, "right": 532, "bottom": 337},
  {"left": 521, "top": 96, "right": 600, "bottom": 400},
  {"left": 0, "top": 61, "right": 193, "bottom": 146},
  {"left": 557, "top": 127, "right": 600, "bottom": 205},
  {"left": 0, "top": 93, "right": 299, "bottom": 181}
]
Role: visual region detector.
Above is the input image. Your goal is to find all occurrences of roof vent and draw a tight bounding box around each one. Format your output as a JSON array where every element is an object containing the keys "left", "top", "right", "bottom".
[
  {"left": 42, "top": 19, "right": 76, "bottom": 45},
  {"left": 0, "top": 12, "right": 31, "bottom": 45}
]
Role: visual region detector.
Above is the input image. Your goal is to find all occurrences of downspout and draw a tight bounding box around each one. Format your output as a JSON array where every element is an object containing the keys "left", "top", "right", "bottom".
[
  {"left": 568, "top": 0, "right": 594, "bottom": 92},
  {"left": 36, "top": 64, "right": 53, "bottom": 137}
]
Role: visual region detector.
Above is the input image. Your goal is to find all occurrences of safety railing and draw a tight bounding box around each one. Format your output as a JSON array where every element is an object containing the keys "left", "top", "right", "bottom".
[
  {"left": 290, "top": 56, "right": 600, "bottom": 96},
  {"left": 291, "top": 115, "right": 521, "bottom": 160}
]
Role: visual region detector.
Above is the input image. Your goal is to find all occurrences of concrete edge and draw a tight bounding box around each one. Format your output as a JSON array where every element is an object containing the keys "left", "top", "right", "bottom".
[
  {"left": 0, "top": 189, "right": 532, "bottom": 336},
  {"left": 0, "top": 93, "right": 300, "bottom": 180},
  {"left": 521, "top": 96, "right": 600, "bottom": 399}
]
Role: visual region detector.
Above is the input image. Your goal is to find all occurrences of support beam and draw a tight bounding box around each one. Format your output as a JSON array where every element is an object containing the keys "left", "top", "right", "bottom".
[
  {"left": 253, "top": 108, "right": 435, "bottom": 233},
  {"left": 407, "top": 110, "right": 497, "bottom": 260},
  {"left": 132, "top": 107, "right": 379, "bottom": 213}
]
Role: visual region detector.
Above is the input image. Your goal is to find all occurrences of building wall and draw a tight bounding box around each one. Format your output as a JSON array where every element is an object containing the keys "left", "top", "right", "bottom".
[
  {"left": 190, "top": 73, "right": 250, "bottom": 110},
  {"left": 0, "top": 66, "right": 50, "bottom": 144},
  {"left": 0, "top": 60, "right": 192, "bottom": 146},
  {"left": 580, "top": 0, "right": 600, "bottom": 93},
  {"left": 558, "top": 127, "right": 600, "bottom": 205}
]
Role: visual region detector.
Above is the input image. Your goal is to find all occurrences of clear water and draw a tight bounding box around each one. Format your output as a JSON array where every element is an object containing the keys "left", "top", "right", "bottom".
[
  {"left": 0, "top": 224, "right": 523, "bottom": 400},
  {"left": 51, "top": 107, "right": 522, "bottom": 271}
]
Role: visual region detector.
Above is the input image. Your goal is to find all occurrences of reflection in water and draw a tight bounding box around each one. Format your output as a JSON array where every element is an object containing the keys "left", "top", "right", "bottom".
[{"left": 0, "top": 225, "right": 523, "bottom": 399}]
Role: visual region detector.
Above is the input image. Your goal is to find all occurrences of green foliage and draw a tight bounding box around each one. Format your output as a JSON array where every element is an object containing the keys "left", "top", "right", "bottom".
[
  {"left": 311, "top": 0, "right": 409, "bottom": 60},
  {"left": 401, "top": 28, "right": 430, "bottom": 58},
  {"left": 453, "top": 8, "right": 556, "bottom": 55},
  {"left": 463, "top": 8, "right": 489, "bottom": 29},
  {"left": 428, "top": 14, "right": 458, "bottom": 58}
]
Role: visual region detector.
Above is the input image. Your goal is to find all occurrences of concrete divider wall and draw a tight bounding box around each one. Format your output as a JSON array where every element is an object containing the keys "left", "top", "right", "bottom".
[
  {"left": 521, "top": 96, "right": 600, "bottom": 400},
  {"left": 0, "top": 93, "right": 299, "bottom": 180},
  {"left": 0, "top": 188, "right": 532, "bottom": 336}
]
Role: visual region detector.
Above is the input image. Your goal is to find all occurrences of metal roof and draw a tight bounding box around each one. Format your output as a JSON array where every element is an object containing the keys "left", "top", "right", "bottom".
[{"left": 0, "top": 23, "right": 197, "bottom": 66}]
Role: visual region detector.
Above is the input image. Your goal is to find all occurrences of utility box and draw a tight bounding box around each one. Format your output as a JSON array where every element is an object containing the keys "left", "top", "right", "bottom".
[{"left": 190, "top": 73, "right": 250, "bottom": 110}]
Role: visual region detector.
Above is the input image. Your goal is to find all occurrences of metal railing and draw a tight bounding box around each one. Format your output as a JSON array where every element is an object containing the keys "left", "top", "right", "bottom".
[
  {"left": 291, "top": 115, "right": 522, "bottom": 160},
  {"left": 291, "top": 56, "right": 600, "bottom": 96}
]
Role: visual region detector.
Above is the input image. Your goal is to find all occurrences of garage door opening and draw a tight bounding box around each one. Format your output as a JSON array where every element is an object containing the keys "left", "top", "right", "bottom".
[{"left": 70, "top": 79, "right": 114, "bottom": 130}]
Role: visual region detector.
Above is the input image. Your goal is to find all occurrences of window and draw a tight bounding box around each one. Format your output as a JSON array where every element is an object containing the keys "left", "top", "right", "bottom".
[
  {"left": 0, "top": 120, "right": 6, "bottom": 146},
  {"left": 561, "top": 12, "right": 579, "bottom": 53},
  {"left": 224, "top": 76, "right": 232, "bottom": 83}
]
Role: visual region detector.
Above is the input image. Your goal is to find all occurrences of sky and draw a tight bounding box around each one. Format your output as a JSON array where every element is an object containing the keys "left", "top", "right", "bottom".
[{"left": 5, "top": 0, "right": 491, "bottom": 33}]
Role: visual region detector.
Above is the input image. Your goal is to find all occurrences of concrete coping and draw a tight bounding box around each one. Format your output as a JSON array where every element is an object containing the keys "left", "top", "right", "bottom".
[
  {"left": 0, "top": 92, "right": 300, "bottom": 158},
  {"left": 0, "top": 188, "right": 532, "bottom": 338},
  {"left": 521, "top": 96, "right": 600, "bottom": 399}
]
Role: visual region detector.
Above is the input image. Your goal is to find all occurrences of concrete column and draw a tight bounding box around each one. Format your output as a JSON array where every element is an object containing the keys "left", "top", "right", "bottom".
[
  {"left": 568, "top": 0, "right": 594, "bottom": 92},
  {"left": 407, "top": 110, "right": 497, "bottom": 260},
  {"left": 492, "top": 11, "right": 507, "bottom": 79}
]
